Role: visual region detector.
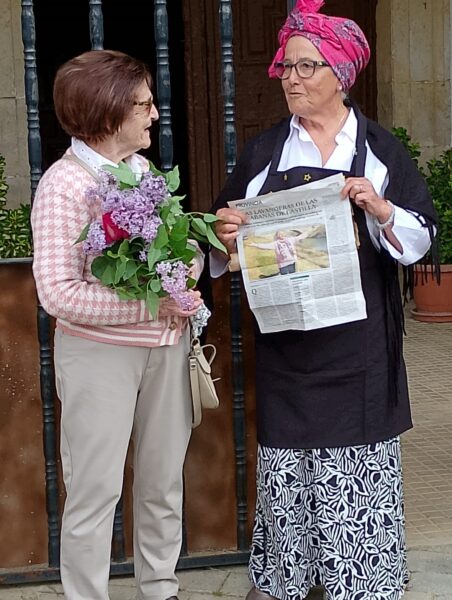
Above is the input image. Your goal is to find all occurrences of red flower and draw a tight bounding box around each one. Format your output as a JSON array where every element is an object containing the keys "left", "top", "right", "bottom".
[{"left": 102, "top": 213, "right": 130, "bottom": 244}]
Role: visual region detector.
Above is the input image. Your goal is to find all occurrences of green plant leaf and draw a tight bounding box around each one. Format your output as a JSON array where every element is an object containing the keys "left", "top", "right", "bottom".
[
  {"left": 148, "top": 161, "right": 165, "bottom": 177},
  {"left": 147, "top": 246, "right": 162, "bottom": 271},
  {"left": 154, "top": 224, "right": 169, "bottom": 249},
  {"left": 103, "top": 162, "right": 138, "bottom": 187},
  {"left": 150, "top": 278, "right": 162, "bottom": 293},
  {"left": 170, "top": 215, "right": 189, "bottom": 241},
  {"left": 206, "top": 225, "right": 227, "bottom": 253},
  {"left": 165, "top": 166, "right": 180, "bottom": 193},
  {"left": 146, "top": 289, "right": 160, "bottom": 319},
  {"left": 74, "top": 223, "right": 90, "bottom": 244},
  {"left": 191, "top": 217, "right": 208, "bottom": 237},
  {"left": 118, "top": 239, "right": 130, "bottom": 255},
  {"left": 91, "top": 257, "right": 116, "bottom": 285},
  {"left": 123, "top": 260, "right": 140, "bottom": 280},
  {"left": 114, "top": 259, "right": 128, "bottom": 283},
  {"left": 203, "top": 213, "right": 219, "bottom": 223}
]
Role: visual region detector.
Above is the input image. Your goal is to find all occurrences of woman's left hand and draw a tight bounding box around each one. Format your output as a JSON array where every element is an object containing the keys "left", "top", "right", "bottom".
[{"left": 341, "top": 177, "right": 393, "bottom": 224}]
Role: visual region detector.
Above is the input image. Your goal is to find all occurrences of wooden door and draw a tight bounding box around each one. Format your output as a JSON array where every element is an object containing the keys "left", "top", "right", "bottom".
[{"left": 181, "top": 0, "right": 378, "bottom": 552}]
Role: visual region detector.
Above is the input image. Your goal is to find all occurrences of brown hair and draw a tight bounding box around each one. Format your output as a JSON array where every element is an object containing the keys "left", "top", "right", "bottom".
[{"left": 53, "top": 50, "right": 152, "bottom": 143}]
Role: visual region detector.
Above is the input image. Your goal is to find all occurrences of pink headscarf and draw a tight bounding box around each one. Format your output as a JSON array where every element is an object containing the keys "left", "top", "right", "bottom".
[{"left": 269, "top": 0, "right": 370, "bottom": 91}]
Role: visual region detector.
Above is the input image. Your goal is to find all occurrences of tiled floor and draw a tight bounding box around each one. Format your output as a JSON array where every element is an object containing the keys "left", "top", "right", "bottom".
[{"left": 402, "top": 308, "right": 452, "bottom": 548}]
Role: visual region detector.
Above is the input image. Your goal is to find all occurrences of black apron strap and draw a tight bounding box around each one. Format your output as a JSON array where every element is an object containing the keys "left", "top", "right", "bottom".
[
  {"left": 267, "top": 118, "right": 292, "bottom": 175},
  {"left": 349, "top": 101, "right": 368, "bottom": 178}
]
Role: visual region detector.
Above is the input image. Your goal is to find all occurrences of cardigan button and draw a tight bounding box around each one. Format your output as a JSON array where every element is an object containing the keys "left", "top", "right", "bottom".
[{"left": 169, "top": 321, "right": 178, "bottom": 331}]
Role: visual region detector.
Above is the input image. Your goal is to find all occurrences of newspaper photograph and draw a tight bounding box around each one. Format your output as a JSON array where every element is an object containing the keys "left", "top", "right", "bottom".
[{"left": 228, "top": 173, "right": 367, "bottom": 333}]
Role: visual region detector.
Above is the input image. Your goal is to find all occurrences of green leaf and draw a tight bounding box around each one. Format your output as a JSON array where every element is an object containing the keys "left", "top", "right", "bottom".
[
  {"left": 150, "top": 278, "right": 162, "bottom": 293},
  {"left": 191, "top": 217, "right": 208, "bottom": 237},
  {"left": 118, "top": 239, "right": 130, "bottom": 255},
  {"left": 114, "top": 259, "right": 128, "bottom": 283},
  {"left": 165, "top": 166, "right": 180, "bottom": 193},
  {"left": 186, "top": 276, "right": 196, "bottom": 289},
  {"left": 147, "top": 161, "right": 165, "bottom": 177},
  {"left": 123, "top": 260, "right": 140, "bottom": 280},
  {"left": 203, "top": 213, "right": 219, "bottom": 223},
  {"left": 206, "top": 225, "right": 227, "bottom": 253},
  {"left": 74, "top": 223, "right": 90, "bottom": 244},
  {"left": 154, "top": 224, "right": 169, "bottom": 249},
  {"left": 103, "top": 162, "right": 138, "bottom": 187},
  {"left": 91, "top": 258, "right": 116, "bottom": 285},
  {"left": 188, "top": 229, "right": 207, "bottom": 243},
  {"left": 147, "top": 246, "right": 162, "bottom": 271},
  {"left": 170, "top": 215, "right": 189, "bottom": 241},
  {"left": 146, "top": 289, "right": 160, "bottom": 319}
]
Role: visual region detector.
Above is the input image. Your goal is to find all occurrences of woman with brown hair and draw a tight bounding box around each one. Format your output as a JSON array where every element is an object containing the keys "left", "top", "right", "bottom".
[{"left": 31, "top": 50, "right": 203, "bottom": 600}]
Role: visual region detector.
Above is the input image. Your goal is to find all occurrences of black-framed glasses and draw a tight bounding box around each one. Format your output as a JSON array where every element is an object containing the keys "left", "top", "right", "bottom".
[{"left": 274, "top": 58, "right": 330, "bottom": 80}]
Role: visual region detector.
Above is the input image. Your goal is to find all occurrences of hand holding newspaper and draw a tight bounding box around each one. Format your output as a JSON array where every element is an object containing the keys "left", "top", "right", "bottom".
[{"left": 228, "top": 173, "right": 367, "bottom": 333}]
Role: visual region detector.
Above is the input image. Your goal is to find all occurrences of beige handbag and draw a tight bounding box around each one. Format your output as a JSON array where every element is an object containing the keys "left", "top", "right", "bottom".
[{"left": 189, "top": 331, "right": 220, "bottom": 428}]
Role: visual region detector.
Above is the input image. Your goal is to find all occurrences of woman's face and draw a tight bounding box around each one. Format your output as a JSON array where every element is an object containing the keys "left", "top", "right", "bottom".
[
  {"left": 281, "top": 36, "right": 341, "bottom": 118},
  {"left": 116, "top": 79, "right": 159, "bottom": 155}
]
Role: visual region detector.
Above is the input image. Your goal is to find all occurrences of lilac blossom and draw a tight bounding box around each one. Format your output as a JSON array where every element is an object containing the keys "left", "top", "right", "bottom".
[
  {"left": 85, "top": 171, "right": 117, "bottom": 203},
  {"left": 83, "top": 221, "right": 108, "bottom": 255},
  {"left": 139, "top": 172, "right": 168, "bottom": 205},
  {"left": 157, "top": 260, "right": 195, "bottom": 310}
]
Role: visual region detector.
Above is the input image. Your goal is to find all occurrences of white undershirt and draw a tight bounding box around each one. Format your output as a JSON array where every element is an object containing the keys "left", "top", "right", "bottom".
[{"left": 211, "top": 110, "right": 432, "bottom": 277}]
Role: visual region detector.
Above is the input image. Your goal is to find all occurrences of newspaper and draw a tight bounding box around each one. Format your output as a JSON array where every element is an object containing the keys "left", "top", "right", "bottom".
[{"left": 228, "top": 173, "right": 367, "bottom": 333}]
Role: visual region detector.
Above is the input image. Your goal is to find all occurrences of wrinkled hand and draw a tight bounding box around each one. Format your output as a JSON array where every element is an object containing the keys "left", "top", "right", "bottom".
[
  {"left": 214, "top": 208, "right": 248, "bottom": 254},
  {"left": 158, "top": 290, "right": 203, "bottom": 317},
  {"left": 342, "top": 177, "right": 393, "bottom": 223}
]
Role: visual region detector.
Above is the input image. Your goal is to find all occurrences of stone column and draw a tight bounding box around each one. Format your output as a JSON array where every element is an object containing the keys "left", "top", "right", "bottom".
[
  {"left": 0, "top": 0, "right": 30, "bottom": 207},
  {"left": 376, "top": 0, "right": 451, "bottom": 160}
]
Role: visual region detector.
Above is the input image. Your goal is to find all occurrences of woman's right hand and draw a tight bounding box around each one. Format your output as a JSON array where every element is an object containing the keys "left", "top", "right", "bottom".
[
  {"left": 158, "top": 290, "right": 203, "bottom": 318},
  {"left": 215, "top": 208, "right": 248, "bottom": 254}
]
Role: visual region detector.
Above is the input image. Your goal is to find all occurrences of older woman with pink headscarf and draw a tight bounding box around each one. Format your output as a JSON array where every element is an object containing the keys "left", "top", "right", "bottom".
[{"left": 211, "top": 1, "right": 437, "bottom": 599}]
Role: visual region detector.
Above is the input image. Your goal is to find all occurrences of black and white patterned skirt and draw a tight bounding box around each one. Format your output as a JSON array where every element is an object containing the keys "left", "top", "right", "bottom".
[{"left": 249, "top": 438, "right": 408, "bottom": 600}]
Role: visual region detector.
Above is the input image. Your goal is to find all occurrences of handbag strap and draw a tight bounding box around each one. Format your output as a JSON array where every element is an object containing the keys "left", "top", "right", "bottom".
[{"left": 62, "top": 152, "right": 104, "bottom": 183}]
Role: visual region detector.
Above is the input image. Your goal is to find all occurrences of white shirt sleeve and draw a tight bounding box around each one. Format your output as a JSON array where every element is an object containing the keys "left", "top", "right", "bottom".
[
  {"left": 376, "top": 208, "right": 433, "bottom": 265},
  {"left": 365, "top": 170, "right": 433, "bottom": 265},
  {"left": 210, "top": 248, "right": 230, "bottom": 278}
]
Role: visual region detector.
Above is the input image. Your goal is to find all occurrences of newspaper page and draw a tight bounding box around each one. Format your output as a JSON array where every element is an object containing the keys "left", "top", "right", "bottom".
[{"left": 228, "top": 173, "right": 367, "bottom": 333}]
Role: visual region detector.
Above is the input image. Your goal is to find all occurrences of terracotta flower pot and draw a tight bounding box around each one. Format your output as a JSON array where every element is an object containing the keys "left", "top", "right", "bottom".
[{"left": 411, "top": 264, "right": 452, "bottom": 322}]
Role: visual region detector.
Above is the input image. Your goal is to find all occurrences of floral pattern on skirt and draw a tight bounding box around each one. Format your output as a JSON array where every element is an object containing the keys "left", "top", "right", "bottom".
[{"left": 249, "top": 438, "right": 408, "bottom": 600}]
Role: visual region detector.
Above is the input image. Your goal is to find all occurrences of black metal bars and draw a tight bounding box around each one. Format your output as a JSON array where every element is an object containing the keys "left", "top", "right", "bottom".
[
  {"left": 89, "top": 0, "right": 104, "bottom": 50},
  {"left": 21, "top": 0, "right": 60, "bottom": 568},
  {"left": 154, "top": 0, "right": 173, "bottom": 170}
]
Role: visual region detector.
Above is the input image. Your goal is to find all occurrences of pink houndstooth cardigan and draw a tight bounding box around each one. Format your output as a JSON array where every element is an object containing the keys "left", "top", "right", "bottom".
[{"left": 31, "top": 153, "right": 204, "bottom": 347}]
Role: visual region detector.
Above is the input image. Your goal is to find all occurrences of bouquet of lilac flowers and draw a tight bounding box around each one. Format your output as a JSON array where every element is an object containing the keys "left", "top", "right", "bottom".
[{"left": 77, "top": 161, "right": 225, "bottom": 317}]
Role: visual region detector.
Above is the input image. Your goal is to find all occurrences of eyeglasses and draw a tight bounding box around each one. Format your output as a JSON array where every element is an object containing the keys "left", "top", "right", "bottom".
[
  {"left": 133, "top": 100, "right": 154, "bottom": 113},
  {"left": 273, "top": 59, "right": 330, "bottom": 80}
]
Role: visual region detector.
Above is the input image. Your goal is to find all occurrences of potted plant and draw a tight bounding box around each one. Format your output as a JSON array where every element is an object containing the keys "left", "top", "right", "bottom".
[
  {"left": 0, "top": 155, "right": 33, "bottom": 259},
  {"left": 392, "top": 129, "right": 452, "bottom": 322}
]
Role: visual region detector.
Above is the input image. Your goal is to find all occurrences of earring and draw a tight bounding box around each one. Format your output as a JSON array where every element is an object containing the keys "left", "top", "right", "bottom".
[{"left": 338, "top": 84, "right": 343, "bottom": 92}]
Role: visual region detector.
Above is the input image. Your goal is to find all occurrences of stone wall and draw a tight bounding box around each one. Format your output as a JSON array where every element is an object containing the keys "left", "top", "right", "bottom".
[
  {"left": 377, "top": 0, "right": 451, "bottom": 161},
  {"left": 0, "top": 0, "right": 29, "bottom": 208}
]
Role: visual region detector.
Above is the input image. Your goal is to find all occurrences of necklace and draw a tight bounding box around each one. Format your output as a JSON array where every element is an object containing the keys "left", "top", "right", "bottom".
[{"left": 300, "top": 107, "right": 350, "bottom": 137}]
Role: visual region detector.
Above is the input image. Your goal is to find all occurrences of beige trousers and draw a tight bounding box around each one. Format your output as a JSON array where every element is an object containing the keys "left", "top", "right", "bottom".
[{"left": 54, "top": 328, "right": 192, "bottom": 600}]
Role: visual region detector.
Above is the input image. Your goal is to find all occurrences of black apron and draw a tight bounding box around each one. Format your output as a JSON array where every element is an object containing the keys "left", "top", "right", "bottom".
[{"left": 254, "top": 106, "right": 412, "bottom": 449}]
